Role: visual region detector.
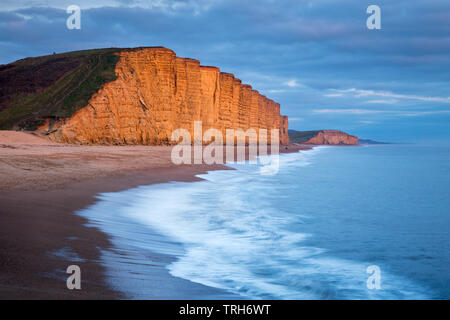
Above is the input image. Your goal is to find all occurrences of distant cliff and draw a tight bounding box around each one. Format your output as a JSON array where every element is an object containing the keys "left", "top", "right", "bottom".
[
  {"left": 359, "top": 139, "right": 390, "bottom": 145},
  {"left": 0, "top": 47, "right": 289, "bottom": 145},
  {"left": 289, "top": 130, "right": 358, "bottom": 145}
]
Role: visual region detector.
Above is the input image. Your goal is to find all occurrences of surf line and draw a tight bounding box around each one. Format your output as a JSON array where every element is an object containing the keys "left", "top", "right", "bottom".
[{"left": 171, "top": 121, "right": 280, "bottom": 167}]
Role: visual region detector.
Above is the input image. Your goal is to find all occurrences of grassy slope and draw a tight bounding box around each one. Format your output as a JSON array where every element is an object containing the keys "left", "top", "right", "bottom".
[
  {"left": 288, "top": 130, "right": 320, "bottom": 143},
  {"left": 0, "top": 48, "right": 121, "bottom": 130}
]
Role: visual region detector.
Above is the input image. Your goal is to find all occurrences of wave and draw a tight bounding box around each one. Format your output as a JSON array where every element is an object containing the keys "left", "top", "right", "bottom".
[{"left": 78, "top": 147, "right": 430, "bottom": 299}]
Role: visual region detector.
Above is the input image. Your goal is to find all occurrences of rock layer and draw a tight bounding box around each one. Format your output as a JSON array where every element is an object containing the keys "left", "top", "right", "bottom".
[{"left": 39, "top": 47, "right": 289, "bottom": 145}]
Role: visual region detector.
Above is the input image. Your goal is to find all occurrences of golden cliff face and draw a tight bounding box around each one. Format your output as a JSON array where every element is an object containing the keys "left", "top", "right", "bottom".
[{"left": 42, "top": 47, "right": 289, "bottom": 145}]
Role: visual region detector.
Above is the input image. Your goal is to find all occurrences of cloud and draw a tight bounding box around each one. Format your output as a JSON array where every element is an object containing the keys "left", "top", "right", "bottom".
[
  {"left": 324, "top": 93, "right": 344, "bottom": 97},
  {"left": 313, "top": 108, "right": 450, "bottom": 118},
  {"left": 285, "top": 79, "right": 299, "bottom": 88},
  {"left": 267, "top": 89, "right": 288, "bottom": 93},
  {"left": 0, "top": 0, "right": 218, "bottom": 12},
  {"left": 313, "top": 109, "right": 389, "bottom": 115},
  {"left": 328, "top": 88, "right": 450, "bottom": 103},
  {"left": 1, "top": 0, "right": 450, "bottom": 141},
  {"left": 401, "top": 110, "right": 450, "bottom": 117},
  {"left": 366, "top": 99, "right": 399, "bottom": 104}
]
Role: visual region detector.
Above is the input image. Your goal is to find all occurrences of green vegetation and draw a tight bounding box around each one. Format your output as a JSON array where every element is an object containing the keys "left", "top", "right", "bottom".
[
  {"left": 0, "top": 48, "right": 121, "bottom": 130},
  {"left": 288, "top": 130, "right": 320, "bottom": 143}
]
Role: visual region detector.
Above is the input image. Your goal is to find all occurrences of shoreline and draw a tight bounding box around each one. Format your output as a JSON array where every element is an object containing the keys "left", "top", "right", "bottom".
[{"left": 0, "top": 131, "right": 310, "bottom": 299}]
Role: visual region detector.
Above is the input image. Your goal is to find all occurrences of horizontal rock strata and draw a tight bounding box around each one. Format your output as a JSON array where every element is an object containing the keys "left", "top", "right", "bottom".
[{"left": 39, "top": 47, "right": 289, "bottom": 145}]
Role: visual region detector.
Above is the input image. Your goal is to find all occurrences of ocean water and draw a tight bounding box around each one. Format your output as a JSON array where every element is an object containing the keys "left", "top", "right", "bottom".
[{"left": 79, "top": 144, "right": 450, "bottom": 299}]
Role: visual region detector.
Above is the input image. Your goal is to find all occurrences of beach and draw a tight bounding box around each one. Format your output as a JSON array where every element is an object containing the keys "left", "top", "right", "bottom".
[
  {"left": 0, "top": 131, "right": 307, "bottom": 299},
  {"left": 2, "top": 131, "right": 449, "bottom": 299}
]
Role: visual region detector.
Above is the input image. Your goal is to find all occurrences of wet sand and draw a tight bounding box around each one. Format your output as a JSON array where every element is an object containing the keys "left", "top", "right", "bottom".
[{"left": 0, "top": 131, "right": 309, "bottom": 299}]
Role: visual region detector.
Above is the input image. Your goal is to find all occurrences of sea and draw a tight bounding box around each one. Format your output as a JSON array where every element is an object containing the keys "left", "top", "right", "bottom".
[{"left": 78, "top": 144, "right": 450, "bottom": 299}]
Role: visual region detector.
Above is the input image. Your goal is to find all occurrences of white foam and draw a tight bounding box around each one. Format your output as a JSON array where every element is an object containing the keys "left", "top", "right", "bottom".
[{"left": 79, "top": 147, "right": 430, "bottom": 299}]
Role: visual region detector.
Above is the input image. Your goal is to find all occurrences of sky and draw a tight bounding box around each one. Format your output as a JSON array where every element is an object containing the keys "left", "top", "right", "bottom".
[{"left": 1, "top": 0, "right": 449, "bottom": 142}]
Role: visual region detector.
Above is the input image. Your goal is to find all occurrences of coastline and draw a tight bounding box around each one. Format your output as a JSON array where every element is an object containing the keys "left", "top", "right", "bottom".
[{"left": 0, "top": 131, "right": 309, "bottom": 299}]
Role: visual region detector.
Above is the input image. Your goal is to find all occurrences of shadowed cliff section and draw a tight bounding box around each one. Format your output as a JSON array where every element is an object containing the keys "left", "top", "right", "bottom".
[
  {"left": 289, "top": 130, "right": 358, "bottom": 145},
  {"left": 0, "top": 47, "right": 289, "bottom": 145}
]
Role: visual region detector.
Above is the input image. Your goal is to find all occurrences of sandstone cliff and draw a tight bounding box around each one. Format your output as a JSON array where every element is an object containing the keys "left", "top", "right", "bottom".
[
  {"left": 289, "top": 130, "right": 358, "bottom": 145},
  {"left": 1, "top": 47, "right": 289, "bottom": 145}
]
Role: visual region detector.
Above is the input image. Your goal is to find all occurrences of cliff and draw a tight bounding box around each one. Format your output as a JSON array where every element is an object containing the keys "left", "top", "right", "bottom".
[
  {"left": 289, "top": 130, "right": 358, "bottom": 145},
  {"left": 0, "top": 47, "right": 289, "bottom": 145}
]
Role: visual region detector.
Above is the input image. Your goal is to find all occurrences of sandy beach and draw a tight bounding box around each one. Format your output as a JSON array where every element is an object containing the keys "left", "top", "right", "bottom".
[{"left": 0, "top": 131, "right": 308, "bottom": 299}]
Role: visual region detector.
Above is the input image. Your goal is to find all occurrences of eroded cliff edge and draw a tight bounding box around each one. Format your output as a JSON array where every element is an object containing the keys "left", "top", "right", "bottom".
[
  {"left": 0, "top": 47, "right": 289, "bottom": 145},
  {"left": 289, "top": 130, "right": 358, "bottom": 145}
]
